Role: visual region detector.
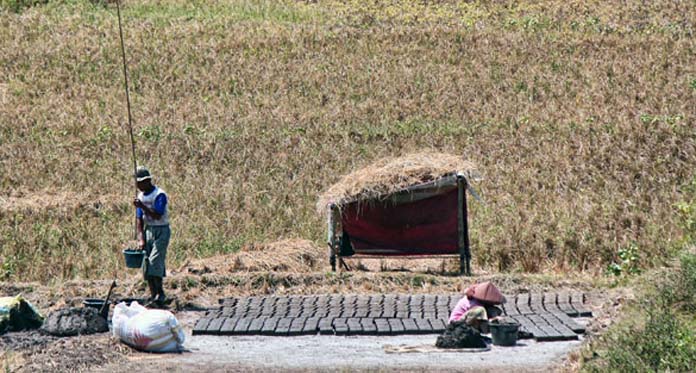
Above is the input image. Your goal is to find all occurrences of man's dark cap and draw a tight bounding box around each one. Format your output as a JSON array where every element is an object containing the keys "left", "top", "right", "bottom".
[{"left": 135, "top": 166, "right": 152, "bottom": 182}]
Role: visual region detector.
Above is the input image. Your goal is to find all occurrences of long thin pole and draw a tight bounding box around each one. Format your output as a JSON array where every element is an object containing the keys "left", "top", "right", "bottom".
[
  {"left": 116, "top": 1, "right": 137, "bottom": 178},
  {"left": 116, "top": 1, "right": 139, "bottom": 241}
]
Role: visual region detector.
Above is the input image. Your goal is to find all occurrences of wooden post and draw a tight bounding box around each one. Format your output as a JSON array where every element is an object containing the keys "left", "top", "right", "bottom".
[
  {"left": 462, "top": 179, "right": 471, "bottom": 276},
  {"left": 457, "top": 175, "right": 471, "bottom": 276},
  {"left": 328, "top": 204, "right": 337, "bottom": 272}
]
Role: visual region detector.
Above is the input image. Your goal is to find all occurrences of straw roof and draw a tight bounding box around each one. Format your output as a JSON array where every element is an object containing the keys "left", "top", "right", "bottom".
[{"left": 317, "top": 152, "right": 477, "bottom": 213}]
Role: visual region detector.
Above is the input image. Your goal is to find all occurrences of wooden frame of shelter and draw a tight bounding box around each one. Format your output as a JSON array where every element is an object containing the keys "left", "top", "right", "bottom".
[{"left": 326, "top": 173, "right": 476, "bottom": 275}]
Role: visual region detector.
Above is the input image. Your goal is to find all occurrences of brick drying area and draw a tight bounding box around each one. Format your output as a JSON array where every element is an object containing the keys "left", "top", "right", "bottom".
[{"left": 193, "top": 292, "right": 592, "bottom": 342}]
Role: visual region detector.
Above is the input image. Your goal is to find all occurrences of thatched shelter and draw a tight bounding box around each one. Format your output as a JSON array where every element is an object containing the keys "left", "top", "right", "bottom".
[{"left": 318, "top": 152, "right": 480, "bottom": 275}]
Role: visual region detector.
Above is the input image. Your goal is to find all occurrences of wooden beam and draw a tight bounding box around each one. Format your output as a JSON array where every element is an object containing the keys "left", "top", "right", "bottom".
[
  {"left": 328, "top": 204, "right": 337, "bottom": 271},
  {"left": 457, "top": 176, "right": 466, "bottom": 275}
]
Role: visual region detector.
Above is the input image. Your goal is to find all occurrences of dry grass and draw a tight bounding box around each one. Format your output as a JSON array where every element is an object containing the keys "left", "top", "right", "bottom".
[
  {"left": 0, "top": 0, "right": 694, "bottom": 282},
  {"left": 316, "top": 152, "right": 476, "bottom": 212},
  {"left": 183, "top": 238, "right": 322, "bottom": 274},
  {"left": 0, "top": 190, "right": 121, "bottom": 213}
]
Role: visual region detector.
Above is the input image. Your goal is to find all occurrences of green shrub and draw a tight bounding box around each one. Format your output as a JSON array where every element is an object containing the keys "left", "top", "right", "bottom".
[{"left": 583, "top": 254, "right": 696, "bottom": 372}]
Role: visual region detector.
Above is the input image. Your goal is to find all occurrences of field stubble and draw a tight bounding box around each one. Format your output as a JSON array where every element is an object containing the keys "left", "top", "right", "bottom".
[{"left": 0, "top": 0, "right": 695, "bottom": 282}]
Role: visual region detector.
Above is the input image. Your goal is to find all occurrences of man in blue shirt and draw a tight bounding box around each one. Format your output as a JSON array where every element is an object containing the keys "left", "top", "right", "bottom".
[{"left": 133, "top": 166, "right": 171, "bottom": 305}]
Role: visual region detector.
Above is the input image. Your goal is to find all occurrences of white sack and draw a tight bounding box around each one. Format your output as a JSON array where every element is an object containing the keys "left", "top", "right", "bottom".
[{"left": 112, "top": 301, "right": 185, "bottom": 352}]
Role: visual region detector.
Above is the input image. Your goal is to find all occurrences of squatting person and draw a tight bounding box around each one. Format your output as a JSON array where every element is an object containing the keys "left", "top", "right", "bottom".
[{"left": 133, "top": 166, "right": 170, "bottom": 305}]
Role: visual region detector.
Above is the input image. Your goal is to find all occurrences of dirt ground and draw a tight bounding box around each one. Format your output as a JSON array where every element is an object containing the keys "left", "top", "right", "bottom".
[
  {"left": 97, "top": 311, "right": 587, "bottom": 372},
  {"left": 0, "top": 270, "right": 627, "bottom": 372}
]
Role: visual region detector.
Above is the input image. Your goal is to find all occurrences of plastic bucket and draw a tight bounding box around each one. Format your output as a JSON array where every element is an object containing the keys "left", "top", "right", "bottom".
[
  {"left": 123, "top": 249, "right": 145, "bottom": 268},
  {"left": 83, "top": 298, "right": 109, "bottom": 319},
  {"left": 490, "top": 322, "right": 519, "bottom": 346}
]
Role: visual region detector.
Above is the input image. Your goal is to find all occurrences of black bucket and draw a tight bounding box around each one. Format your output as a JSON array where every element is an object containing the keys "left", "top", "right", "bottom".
[
  {"left": 123, "top": 249, "right": 145, "bottom": 269},
  {"left": 83, "top": 298, "right": 109, "bottom": 320},
  {"left": 490, "top": 322, "right": 519, "bottom": 346}
]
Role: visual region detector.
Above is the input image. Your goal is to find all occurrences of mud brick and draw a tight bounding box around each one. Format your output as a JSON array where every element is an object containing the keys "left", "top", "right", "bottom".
[
  {"left": 257, "top": 317, "right": 277, "bottom": 335},
  {"left": 289, "top": 317, "right": 307, "bottom": 336},
  {"left": 527, "top": 315, "right": 561, "bottom": 341},
  {"left": 237, "top": 297, "right": 252, "bottom": 308},
  {"left": 556, "top": 292, "right": 577, "bottom": 317},
  {"left": 275, "top": 317, "right": 293, "bottom": 335},
  {"left": 429, "top": 319, "right": 446, "bottom": 332},
  {"left": 341, "top": 308, "right": 356, "bottom": 318},
  {"left": 221, "top": 306, "right": 236, "bottom": 317},
  {"left": 374, "top": 318, "right": 391, "bottom": 334},
  {"left": 570, "top": 293, "right": 592, "bottom": 317},
  {"left": 206, "top": 310, "right": 222, "bottom": 318},
  {"left": 301, "top": 308, "right": 317, "bottom": 318},
  {"left": 206, "top": 317, "right": 226, "bottom": 334},
  {"left": 538, "top": 314, "right": 578, "bottom": 340},
  {"left": 260, "top": 307, "right": 275, "bottom": 316},
  {"left": 343, "top": 295, "right": 358, "bottom": 306},
  {"left": 249, "top": 297, "right": 264, "bottom": 306},
  {"left": 410, "top": 295, "right": 424, "bottom": 306},
  {"left": 551, "top": 312, "right": 585, "bottom": 333},
  {"left": 516, "top": 293, "right": 533, "bottom": 315},
  {"left": 274, "top": 306, "right": 289, "bottom": 317},
  {"left": 542, "top": 292, "right": 561, "bottom": 314},
  {"left": 245, "top": 310, "right": 262, "bottom": 318},
  {"left": 423, "top": 295, "right": 437, "bottom": 305},
  {"left": 219, "top": 317, "right": 240, "bottom": 335},
  {"left": 192, "top": 317, "right": 212, "bottom": 335},
  {"left": 328, "top": 297, "right": 342, "bottom": 307},
  {"left": 289, "top": 296, "right": 303, "bottom": 305},
  {"left": 231, "top": 317, "right": 251, "bottom": 334},
  {"left": 529, "top": 293, "right": 545, "bottom": 314},
  {"left": 505, "top": 302, "right": 522, "bottom": 316},
  {"left": 436, "top": 295, "right": 450, "bottom": 305},
  {"left": 246, "top": 317, "right": 266, "bottom": 334},
  {"left": 220, "top": 298, "right": 237, "bottom": 307},
  {"left": 414, "top": 318, "right": 432, "bottom": 333},
  {"left": 401, "top": 318, "right": 419, "bottom": 333},
  {"left": 303, "top": 317, "right": 320, "bottom": 334},
  {"left": 510, "top": 315, "right": 544, "bottom": 339},
  {"left": 360, "top": 318, "right": 377, "bottom": 334},
  {"left": 371, "top": 295, "right": 385, "bottom": 304},
  {"left": 318, "top": 318, "right": 334, "bottom": 335},
  {"left": 397, "top": 295, "right": 410, "bottom": 307},
  {"left": 302, "top": 296, "right": 318, "bottom": 306},
  {"left": 333, "top": 317, "right": 349, "bottom": 335},
  {"left": 287, "top": 310, "right": 302, "bottom": 318},
  {"left": 388, "top": 318, "right": 404, "bottom": 334},
  {"left": 347, "top": 318, "right": 363, "bottom": 335},
  {"left": 275, "top": 297, "right": 290, "bottom": 304}
]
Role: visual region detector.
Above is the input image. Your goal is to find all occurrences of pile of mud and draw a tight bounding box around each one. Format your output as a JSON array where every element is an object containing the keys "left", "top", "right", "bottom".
[
  {"left": 436, "top": 321, "right": 487, "bottom": 349},
  {"left": 41, "top": 308, "right": 108, "bottom": 336}
]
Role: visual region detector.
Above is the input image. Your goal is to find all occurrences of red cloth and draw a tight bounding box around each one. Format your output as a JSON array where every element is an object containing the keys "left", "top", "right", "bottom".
[{"left": 341, "top": 187, "right": 459, "bottom": 256}]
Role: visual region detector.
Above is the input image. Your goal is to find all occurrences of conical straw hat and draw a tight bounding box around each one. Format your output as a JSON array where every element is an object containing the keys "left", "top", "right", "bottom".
[{"left": 464, "top": 281, "right": 506, "bottom": 305}]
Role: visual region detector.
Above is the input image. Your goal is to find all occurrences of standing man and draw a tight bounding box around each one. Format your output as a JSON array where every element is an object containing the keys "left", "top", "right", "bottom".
[{"left": 133, "top": 166, "right": 170, "bottom": 305}]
